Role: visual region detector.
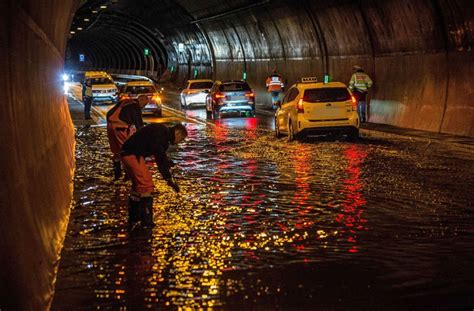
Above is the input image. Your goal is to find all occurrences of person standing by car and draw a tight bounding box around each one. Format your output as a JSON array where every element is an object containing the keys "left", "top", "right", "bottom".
[
  {"left": 349, "top": 65, "right": 373, "bottom": 123},
  {"left": 121, "top": 123, "right": 188, "bottom": 229},
  {"left": 265, "top": 69, "right": 284, "bottom": 109},
  {"left": 106, "top": 94, "right": 148, "bottom": 180},
  {"left": 83, "top": 79, "right": 93, "bottom": 120}
]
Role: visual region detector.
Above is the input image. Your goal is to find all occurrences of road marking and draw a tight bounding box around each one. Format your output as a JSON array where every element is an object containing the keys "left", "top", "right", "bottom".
[{"left": 162, "top": 105, "right": 215, "bottom": 127}]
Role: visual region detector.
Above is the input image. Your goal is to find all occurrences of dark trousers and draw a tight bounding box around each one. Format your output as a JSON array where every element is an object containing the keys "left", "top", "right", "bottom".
[{"left": 83, "top": 96, "right": 92, "bottom": 119}]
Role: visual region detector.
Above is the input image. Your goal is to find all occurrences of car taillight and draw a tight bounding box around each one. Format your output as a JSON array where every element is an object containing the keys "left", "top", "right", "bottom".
[
  {"left": 297, "top": 98, "right": 304, "bottom": 113},
  {"left": 120, "top": 94, "right": 130, "bottom": 100},
  {"left": 214, "top": 92, "right": 225, "bottom": 99},
  {"left": 245, "top": 92, "right": 254, "bottom": 98},
  {"left": 152, "top": 94, "right": 161, "bottom": 103},
  {"left": 351, "top": 95, "right": 357, "bottom": 110}
]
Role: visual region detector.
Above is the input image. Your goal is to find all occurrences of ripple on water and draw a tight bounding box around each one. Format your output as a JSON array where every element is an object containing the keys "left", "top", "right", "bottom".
[{"left": 52, "top": 123, "right": 474, "bottom": 309}]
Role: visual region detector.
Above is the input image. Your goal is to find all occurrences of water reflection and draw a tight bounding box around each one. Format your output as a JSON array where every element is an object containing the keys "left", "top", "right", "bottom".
[{"left": 53, "top": 122, "right": 474, "bottom": 310}]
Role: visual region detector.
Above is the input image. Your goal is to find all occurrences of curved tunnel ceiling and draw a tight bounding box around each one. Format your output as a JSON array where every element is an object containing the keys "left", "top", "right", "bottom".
[{"left": 67, "top": 0, "right": 472, "bottom": 136}]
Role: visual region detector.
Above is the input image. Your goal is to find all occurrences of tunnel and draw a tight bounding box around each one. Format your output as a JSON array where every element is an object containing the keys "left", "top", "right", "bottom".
[{"left": 1, "top": 0, "right": 472, "bottom": 309}]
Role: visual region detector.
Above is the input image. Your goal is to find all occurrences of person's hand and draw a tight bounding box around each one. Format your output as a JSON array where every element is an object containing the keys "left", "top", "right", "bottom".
[{"left": 166, "top": 177, "right": 180, "bottom": 193}]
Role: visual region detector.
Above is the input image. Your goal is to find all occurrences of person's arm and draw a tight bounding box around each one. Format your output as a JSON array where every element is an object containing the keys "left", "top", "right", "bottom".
[
  {"left": 132, "top": 106, "right": 144, "bottom": 130},
  {"left": 154, "top": 146, "right": 180, "bottom": 192},
  {"left": 366, "top": 74, "right": 373, "bottom": 89}
]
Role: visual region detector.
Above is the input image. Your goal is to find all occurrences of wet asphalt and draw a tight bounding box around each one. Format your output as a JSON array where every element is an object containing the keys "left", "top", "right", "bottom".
[{"left": 52, "top": 93, "right": 474, "bottom": 310}]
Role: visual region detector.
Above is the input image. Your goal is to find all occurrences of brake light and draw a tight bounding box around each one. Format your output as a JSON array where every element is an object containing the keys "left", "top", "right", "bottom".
[
  {"left": 297, "top": 98, "right": 304, "bottom": 113},
  {"left": 351, "top": 95, "right": 357, "bottom": 110},
  {"left": 120, "top": 94, "right": 130, "bottom": 100},
  {"left": 214, "top": 92, "right": 225, "bottom": 99},
  {"left": 245, "top": 92, "right": 254, "bottom": 97}
]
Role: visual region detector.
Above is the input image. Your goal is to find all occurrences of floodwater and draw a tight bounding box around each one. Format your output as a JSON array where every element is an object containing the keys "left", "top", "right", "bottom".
[{"left": 52, "top": 116, "right": 474, "bottom": 310}]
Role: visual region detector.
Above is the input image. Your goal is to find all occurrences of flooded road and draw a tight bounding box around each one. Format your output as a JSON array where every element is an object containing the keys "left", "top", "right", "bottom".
[{"left": 52, "top": 110, "right": 474, "bottom": 310}]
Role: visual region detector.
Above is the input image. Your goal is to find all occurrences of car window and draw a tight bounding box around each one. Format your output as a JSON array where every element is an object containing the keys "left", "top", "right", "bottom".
[
  {"left": 90, "top": 77, "right": 114, "bottom": 85},
  {"left": 303, "top": 88, "right": 350, "bottom": 102},
  {"left": 219, "top": 82, "right": 251, "bottom": 92},
  {"left": 287, "top": 88, "right": 300, "bottom": 102},
  {"left": 125, "top": 86, "right": 156, "bottom": 94},
  {"left": 189, "top": 82, "right": 213, "bottom": 89}
]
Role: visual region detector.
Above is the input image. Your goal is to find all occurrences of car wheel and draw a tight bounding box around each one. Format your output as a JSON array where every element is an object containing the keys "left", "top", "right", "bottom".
[
  {"left": 275, "top": 117, "right": 283, "bottom": 138},
  {"left": 287, "top": 119, "right": 295, "bottom": 142}
]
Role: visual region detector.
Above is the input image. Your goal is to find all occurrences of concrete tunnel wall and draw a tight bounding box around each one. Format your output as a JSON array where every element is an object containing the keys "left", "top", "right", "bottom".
[
  {"left": 0, "top": 0, "right": 77, "bottom": 310},
  {"left": 165, "top": 0, "right": 473, "bottom": 137}
]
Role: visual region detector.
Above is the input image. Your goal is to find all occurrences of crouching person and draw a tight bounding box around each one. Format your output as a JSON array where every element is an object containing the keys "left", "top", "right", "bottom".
[{"left": 120, "top": 123, "right": 188, "bottom": 229}]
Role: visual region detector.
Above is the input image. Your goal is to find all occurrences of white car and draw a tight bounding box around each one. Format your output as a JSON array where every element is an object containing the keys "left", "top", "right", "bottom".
[
  {"left": 275, "top": 77, "right": 359, "bottom": 141},
  {"left": 84, "top": 72, "right": 119, "bottom": 104},
  {"left": 180, "top": 79, "right": 214, "bottom": 108}
]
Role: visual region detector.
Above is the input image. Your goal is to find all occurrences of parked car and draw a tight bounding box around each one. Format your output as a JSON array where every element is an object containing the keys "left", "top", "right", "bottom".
[
  {"left": 119, "top": 80, "right": 162, "bottom": 117},
  {"left": 180, "top": 79, "right": 214, "bottom": 108},
  {"left": 275, "top": 77, "right": 359, "bottom": 141},
  {"left": 84, "top": 71, "right": 119, "bottom": 104},
  {"left": 205, "top": 80, "right": 256, "bottom": 119}
]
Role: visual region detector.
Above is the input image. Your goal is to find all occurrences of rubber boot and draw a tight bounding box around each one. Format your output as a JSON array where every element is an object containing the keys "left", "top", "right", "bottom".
[
  {"left": 113, "top": 160, "right": 122, "bottom": 180},
  {"left": 139, "top": 197, "right": 155, "bottom": 228},
  {"left": 128, "top": 197, "right": 140, "bottom": 230}
]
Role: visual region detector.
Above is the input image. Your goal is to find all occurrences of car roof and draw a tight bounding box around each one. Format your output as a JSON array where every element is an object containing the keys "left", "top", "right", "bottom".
[
  {"left": 124, "top": 80, "right": 155, "bottom": 86},
  {"left": 294, "top": 81, "right": 348, "bottom": 90},
  {"left": 188, "top": 79, "right": 213, "bottom": 83},
  {"left": 221, "top": 80, "right": 247, "bottom": 84},
  {"left": 85, "top": 71, "right": 110, "bottom": 78}
]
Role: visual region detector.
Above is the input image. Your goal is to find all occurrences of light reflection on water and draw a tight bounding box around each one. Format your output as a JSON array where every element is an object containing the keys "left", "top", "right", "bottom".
[{"left": 52, "top": 120, "right": 474, "bottom": 310}]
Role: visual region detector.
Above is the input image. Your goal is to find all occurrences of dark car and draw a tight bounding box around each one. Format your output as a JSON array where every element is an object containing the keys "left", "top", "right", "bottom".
[{"left": 205, "top": 80, "right": 256, "bottom": 119}]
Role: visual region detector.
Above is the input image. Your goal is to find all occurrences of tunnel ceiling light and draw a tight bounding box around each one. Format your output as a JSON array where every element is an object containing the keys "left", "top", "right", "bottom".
[
  {"left": 100, "top": 5, "right": 107, "bottom": 9},
  {"left": 77, "top": 27, "right": 83, "bottom": 30},
  {"left": 70, "top": 31, "right": 76, "bottom": 34},
  {"left": 84, "top": 18, "right": 90, "bottom": 21},
  {"left": 92, "top": 10, "right": 98, "bottom": 13}
]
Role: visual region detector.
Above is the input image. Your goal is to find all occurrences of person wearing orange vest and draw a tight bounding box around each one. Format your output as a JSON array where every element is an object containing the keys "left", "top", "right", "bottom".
[
  {"left": 349, "top": 65, "right": 373, "bottom": 123},
  {"left": 106, "top": 94, "right": 148, "bottom": 179},
  {"left": 265, "top": 69, "right": 285, "bottom": 109}
]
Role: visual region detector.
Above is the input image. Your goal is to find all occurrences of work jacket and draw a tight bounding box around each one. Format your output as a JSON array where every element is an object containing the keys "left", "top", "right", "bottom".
[
  {"left": 121, "top": 124, "right": 175, "bottom": 180},
  {"left": 349, "top": 71, "right": 373, "bottom": 93},
  {"left": 266, "top": 74, "right": 284, "bottom": 92},
  {"left": 106, "top": 99, "right": 143, "bottom": 132}
]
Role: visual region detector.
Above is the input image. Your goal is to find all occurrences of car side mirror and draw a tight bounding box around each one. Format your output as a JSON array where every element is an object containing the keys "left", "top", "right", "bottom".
[{"left": 203, "top": 90, "right": 210, "bottom": 93}]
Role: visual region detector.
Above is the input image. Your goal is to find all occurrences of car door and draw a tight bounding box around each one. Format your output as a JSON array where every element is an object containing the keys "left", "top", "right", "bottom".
[
  {"left": 276, "top": 90, "right": 291, "bottom": 132},
  {"left": 278, "top": 87, "right": 299, "bottom": 132}
]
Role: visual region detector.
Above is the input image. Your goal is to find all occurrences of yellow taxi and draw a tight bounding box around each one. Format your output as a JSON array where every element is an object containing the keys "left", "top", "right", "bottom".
[{"left": 275, "top": 77, "right": 359, "bottom": 141}]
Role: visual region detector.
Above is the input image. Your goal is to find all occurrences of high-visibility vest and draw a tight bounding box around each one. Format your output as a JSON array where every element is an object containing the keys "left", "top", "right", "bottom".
[
  {"left": 349, "top": 72, "right": 373, "bottom": 93},
  {"left": 85, "top": 85, "right": 93, "bottom": 97},
  {"left": 266, "top": 75, "right": 284, "bottom": 92},
  {"left": 107, "top": 99, "right": 136, "bottom": 131}
]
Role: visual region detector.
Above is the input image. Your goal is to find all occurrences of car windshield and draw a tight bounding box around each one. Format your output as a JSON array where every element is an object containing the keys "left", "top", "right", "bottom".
[
  {"left": 303, "top": 88, "right": 350, "bottom": 102},
  {"left": 90, "top": 78, "right": 114, "bottom": 85},
  {"left": 189, "top": 82, "right": 213, "bottom": 89},
  {"left": 125, "top": 86, "right": 156, "bottom": 94},
  {"left": 219, "top": 82, "right": 251, "bottom": 92}
]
